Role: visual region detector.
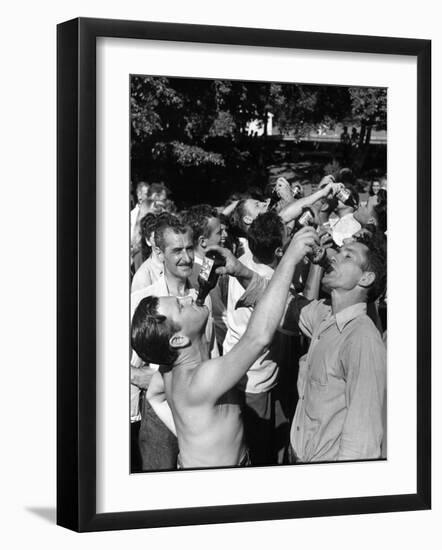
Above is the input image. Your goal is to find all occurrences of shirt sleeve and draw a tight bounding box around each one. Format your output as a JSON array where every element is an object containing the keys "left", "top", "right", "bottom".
[
  {"left": 297, "top": 299, "right": 324, "bottom": 339},
  {"left": 235, "top": 273, "right": 269, "bottom": 309},
  {"left": 338, "top": 332, "right": 387, "bottom": 461}
]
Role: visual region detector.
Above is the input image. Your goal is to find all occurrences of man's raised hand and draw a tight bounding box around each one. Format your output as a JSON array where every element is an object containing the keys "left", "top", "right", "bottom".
[
  {"left": 286, "top": 226, "right": 319, "bottom": 262},
  {"left": 205, "top": 245, "right": 241, "bottom": 277}
]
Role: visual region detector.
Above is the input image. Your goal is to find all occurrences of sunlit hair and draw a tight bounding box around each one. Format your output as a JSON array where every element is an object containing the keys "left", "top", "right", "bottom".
[
  {"left": 131, "top": 296, "right": 180, "bottom": 366},
  {"left": 248, "top": 212, "right": 284, "bottom": 265},
  {"left": 154, "top": 214, "right": 191, "bottom": 252},
  {"left": 181, "top": 204, "right": 219, "bottom": 247}
]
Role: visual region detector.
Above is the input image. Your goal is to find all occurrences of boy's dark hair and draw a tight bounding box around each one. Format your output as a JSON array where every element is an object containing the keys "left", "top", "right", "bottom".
[
  {"left": 154, "top": 214, "right": 190, "bottom": 251},
  {"left": 181, "top": 204, "right": 219, "bottom": 246},
  {"left": 131, "top": 296, "right": 180, "bottom": 366},
  {"left": 361, "top": 234, "right": 387, "bottom": 302},
  {"left": 248, "top": 212, "right": 284, "bottom": 265}
]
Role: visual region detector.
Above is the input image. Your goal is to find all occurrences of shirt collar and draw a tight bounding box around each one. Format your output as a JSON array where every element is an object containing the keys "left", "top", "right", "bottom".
[{"left": 334, "top": 302, "right": 367, "bottom": 332}]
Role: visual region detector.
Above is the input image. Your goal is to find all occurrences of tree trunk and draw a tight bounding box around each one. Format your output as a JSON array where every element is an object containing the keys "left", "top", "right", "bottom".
[
  {"left": 353, "top": 122, "right": 372, "bottom": 174},
  {"left": 263, "top": 110, "right": 268, "bottom": 137}
]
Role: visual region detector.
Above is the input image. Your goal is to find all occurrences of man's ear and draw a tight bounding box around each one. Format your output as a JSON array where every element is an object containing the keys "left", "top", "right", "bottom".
[
  {"left": 243, "top": 214, "right": 253, "bottom": 226},
  {"left": 358, "top": 270, "right": 376, "bottom": 289},
  {"left": 169, "top": 334, "right": 191, "bottom": 349},
  {"left": 198, "top": 234, "right": 207, "bottom": 251},
  {"left": 275, "top": 247, "right": 283, "bottom": 259},
  {"left": 155, "top": 246, "right": 165, "bottom": 263}
]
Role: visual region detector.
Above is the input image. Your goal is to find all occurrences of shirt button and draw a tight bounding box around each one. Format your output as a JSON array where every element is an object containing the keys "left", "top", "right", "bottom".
[{"left": 296, "top": 426, "right": 300, "bottom": 431}]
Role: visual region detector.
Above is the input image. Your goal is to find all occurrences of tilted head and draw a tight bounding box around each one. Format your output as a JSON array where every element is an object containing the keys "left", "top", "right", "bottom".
[
  {"left": 354, "top": 189, "right": 387, "bottom": 233},
  {"left": 322, "top": 236, "right": 386, "bottom": 303},
  {"left": 230, "top": 198, "right": 268, "bottom": 238},
  {"left": 131, "top": 295, "right": 209, "bottom": 366},
  {"left": 182, "top": 205, "right": 223, "bottom": 254},
  {"left": 248, "top": 212, "right": 285, "bottom": 266}
]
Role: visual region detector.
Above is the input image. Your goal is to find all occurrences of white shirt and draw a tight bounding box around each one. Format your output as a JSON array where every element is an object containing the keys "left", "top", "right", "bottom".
[
  {"left": 130, "top": 204, "right": 140, "bottom": 241},
  {"left": 223, "top": 255, "right": 294, "bottom": 394},
  {"left": 131, "top": 254, "right": 164, "bottom": 293},
  {"left": 329, "top": 212, "right": 361, "bottom": 247}
]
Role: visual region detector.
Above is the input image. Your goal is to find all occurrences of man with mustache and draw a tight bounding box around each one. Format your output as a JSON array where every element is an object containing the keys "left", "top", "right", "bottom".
[{"left": 130, "top": 215, "right": 217, "bottom": 471}]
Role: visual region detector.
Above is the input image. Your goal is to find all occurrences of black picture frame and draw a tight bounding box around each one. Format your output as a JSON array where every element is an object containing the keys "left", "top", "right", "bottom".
[{"left": 57, "top": 17, "right": 431, "bottom": 532}]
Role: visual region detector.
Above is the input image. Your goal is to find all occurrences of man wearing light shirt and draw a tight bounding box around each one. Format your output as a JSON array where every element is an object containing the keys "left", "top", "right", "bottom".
[{"left": 237, "top": 235, "right": 387, "bottom": 462}]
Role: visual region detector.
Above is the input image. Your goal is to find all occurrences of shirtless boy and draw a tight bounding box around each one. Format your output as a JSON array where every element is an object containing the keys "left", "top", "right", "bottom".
[{"left": 131, "top": 227, "right": 318, "bottom": 468}]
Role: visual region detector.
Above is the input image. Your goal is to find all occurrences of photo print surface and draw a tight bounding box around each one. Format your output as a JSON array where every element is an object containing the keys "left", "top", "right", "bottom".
[{"left": 129, "top": 75, "right": 387, "bottom": 473}]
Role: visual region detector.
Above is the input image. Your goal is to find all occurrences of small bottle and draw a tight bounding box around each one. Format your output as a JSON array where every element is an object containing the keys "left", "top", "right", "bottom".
[
  {"left": 293, "top": 208, "right": 327, "bottom": 266},
  {"left": 267, "top": 187, "right": 280, "bottom": 210},
  {"left": 294, "top": 207, "right": 316, "bottom": 230},
  {"left": 335, "top": 185, "right": 357, "bottom": 209},
  {"left": 196, "top": 250, "right": 226, "bottom": 306}
]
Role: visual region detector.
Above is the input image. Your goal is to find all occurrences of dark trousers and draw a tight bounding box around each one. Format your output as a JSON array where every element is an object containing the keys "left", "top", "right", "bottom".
[
  {"left": 130, "top": 420, "right": 142, "bottom": 473},
  {"left": 242, "top": 390, "right": 274, "bottom": 466},
  {"left": 242, "top": 387, "right": 291, "bottom": 466},
  {"left": 139, "top": 398, "right": 179, "bottom": 471}
]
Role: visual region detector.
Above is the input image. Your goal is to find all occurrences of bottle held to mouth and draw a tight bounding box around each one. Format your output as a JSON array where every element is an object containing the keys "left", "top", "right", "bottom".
[
  {"left": 196, "top": 250, "right": 226, "bottom": 306},
  {"left": 335, "top": 185, "right": 357, "bottom": 209},
  {"left": 293, "top": 207, "right": 328, "bottom": 266},
  {"left": 267, "top": 188, "right": 280, "bottom": 210}
]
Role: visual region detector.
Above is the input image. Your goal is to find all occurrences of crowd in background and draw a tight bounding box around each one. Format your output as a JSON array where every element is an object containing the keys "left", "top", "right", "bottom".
[{"left": 129, "top": 169, "right": 388, "bottom": 471}]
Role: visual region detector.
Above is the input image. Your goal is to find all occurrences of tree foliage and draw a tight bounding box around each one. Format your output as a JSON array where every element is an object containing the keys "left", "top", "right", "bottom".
[{"left": 130, "top": 76, "right": 387, "bottom": 199}]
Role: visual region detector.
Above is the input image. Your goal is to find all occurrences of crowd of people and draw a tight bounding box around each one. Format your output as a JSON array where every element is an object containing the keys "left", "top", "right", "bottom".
[{"left": 129, "top": 169, "right": 388, "bottom": 471}]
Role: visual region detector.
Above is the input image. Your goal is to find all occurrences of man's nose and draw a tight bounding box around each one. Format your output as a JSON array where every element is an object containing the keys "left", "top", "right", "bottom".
[
  {"left": 326, "top": 247, "right": 339, "bottom": 260},
  {"left": 181, "top": 249, "right": 191, "bottom": 263}
]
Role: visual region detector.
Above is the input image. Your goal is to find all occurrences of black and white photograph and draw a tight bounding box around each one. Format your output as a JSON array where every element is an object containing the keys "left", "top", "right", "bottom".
[{"left": 129, "top": 75, "right": 388, "bottom": 473}]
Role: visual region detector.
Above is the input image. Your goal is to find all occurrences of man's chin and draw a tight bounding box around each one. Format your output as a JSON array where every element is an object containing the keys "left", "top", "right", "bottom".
[{"left": 321, "top": 273, "right": 334, "bottom": 292}]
